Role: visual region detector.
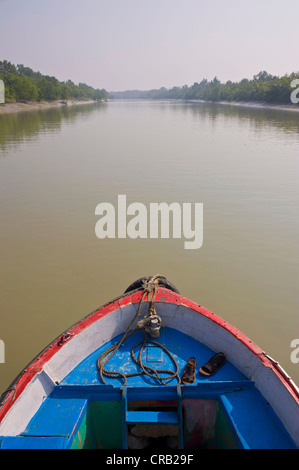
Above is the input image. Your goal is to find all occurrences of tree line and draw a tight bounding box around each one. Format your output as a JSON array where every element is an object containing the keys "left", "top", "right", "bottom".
[
  {"left": 112, "top": 71, "right": 299, "bottom": 105},
  {"left": 0, "top": 60, "right": 109, "bottom": 103}
]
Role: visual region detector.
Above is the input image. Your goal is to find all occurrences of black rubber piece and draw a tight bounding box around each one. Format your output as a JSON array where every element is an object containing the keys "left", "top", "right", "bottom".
[{"left": 123, "top": 276, "right": 180, "bottom": 295}]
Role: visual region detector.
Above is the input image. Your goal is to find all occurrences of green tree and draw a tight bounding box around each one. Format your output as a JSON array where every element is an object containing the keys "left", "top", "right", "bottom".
[
  {"left": 0, "top": 60, "right": 110, "bottom": 103},
  {"left": 15, "top": 75, "right": 39, "bottom": 102}
]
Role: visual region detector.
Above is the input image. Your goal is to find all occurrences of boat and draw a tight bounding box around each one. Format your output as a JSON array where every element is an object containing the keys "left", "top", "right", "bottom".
[{"left": 0, "top": 274, "right": 298, "bottom": 449}]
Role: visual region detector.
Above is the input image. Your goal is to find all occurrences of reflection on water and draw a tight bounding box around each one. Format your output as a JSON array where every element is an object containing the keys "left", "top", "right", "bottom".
[
  {"left": 0, "top": 102, "right": 108, "bottom": 153},
  {"left": 0, "top": 100, "right": 298, "bottom": 391}
]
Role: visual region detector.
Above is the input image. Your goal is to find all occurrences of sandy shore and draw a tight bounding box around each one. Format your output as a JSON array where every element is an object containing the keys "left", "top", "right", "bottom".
[
  {"left": 0, "top": 99, "right": 99, "bottom": 114},
  {"left": 1, "top": 98, "right": 298, "bottom": 114},
  {"left": 186, "top": 99, "right": 299, "bottom": 112}
]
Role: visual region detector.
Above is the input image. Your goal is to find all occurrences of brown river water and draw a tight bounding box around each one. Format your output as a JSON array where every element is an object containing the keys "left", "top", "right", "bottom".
[{"left": 0, "top": 100, "right": 298, "bottom": 391}]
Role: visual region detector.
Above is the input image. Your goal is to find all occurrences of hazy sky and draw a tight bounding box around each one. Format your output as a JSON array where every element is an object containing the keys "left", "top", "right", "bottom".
[{"left": 1, "top": 0, "right": 298, "bottom": 91}]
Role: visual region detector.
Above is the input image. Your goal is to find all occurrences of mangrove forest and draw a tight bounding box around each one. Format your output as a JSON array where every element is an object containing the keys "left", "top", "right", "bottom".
[
  {"left": 111, "top": 71, "right": 299, "bottom": 105},
  {"left": 0, "top": 60, "right": 109, "bottom": 103}
]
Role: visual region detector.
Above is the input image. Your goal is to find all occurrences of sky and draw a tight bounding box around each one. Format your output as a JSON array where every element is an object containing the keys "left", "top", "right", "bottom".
[{"left": 1, "top": 0, "right": 298, "bottom": 91}]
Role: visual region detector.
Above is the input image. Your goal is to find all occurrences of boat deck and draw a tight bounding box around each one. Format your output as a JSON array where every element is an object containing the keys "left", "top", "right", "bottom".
[{"left": 0, "top": 327, "right": 296, "bottom": 449}]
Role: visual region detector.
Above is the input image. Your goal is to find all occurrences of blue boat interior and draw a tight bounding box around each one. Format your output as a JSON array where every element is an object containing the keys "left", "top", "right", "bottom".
[{"left": 0, "top": 327, "right": 296, "bottom": 449}]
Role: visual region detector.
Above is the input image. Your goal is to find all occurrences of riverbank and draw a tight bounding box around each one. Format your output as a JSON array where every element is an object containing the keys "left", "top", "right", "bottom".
[
  {"left": 1, "top": 98, "right": 298, "bottom": 114},
  {"left": 0, "top": 99, "right": 101, "bottom": 114},
  {"left": 185, "top": 99, "right": 299, "bottom": 112}
]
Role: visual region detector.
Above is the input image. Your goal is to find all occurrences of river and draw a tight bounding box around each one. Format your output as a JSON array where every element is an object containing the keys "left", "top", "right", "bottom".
[{"left": 0, "top": 99, "right": 298, "bottom": 391}]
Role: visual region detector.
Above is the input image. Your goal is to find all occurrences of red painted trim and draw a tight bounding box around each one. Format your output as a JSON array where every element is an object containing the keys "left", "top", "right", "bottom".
[{"left": 1, "top": 287, "right": 298, "bottom": 424}]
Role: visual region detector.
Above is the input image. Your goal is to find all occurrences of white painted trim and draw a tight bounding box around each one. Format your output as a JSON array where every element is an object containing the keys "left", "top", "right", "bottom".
[{"left": 0, "top": 370, "right": 55, "bottom": 436}]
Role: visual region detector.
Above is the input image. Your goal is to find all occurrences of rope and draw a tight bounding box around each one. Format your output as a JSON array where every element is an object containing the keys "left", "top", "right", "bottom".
[{"left": 97, "top": 275, "right": 181, "bottom": 386}]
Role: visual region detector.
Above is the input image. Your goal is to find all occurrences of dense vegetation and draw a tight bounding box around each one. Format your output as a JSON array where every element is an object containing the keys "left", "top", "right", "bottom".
[
  {"left": 112, "top": 71, "right": 299, "bottom": 105},
  {"left": 0, "top": 60, "right": 109, "bottom": 103}
]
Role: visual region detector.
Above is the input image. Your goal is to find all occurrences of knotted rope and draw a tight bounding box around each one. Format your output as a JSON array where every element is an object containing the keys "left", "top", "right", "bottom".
[{"left": 97, "top": 275, "right": 181, "bottom": 386}]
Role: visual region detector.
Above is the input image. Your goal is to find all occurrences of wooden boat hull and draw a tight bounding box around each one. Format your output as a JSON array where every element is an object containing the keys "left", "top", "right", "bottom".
[{"left": 0, "top": 280, "right": 298, "bottom": 449}]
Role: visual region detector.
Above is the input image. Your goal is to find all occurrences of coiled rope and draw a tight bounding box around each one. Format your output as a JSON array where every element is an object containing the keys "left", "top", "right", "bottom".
[{"left": 97, "top": 275, "right": 181, "bottom": 386}]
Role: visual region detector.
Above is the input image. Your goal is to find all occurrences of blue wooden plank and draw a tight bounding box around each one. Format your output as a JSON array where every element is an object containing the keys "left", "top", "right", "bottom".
[
  {"left": 176, "top": 386, "right": 184, "bottom": 449},
  {"left": 219, "top": 390, "right": 296, "bottom": 449},
  {"left": 22, "top": 398, "right": 87, "bottom": 439},
  {"left": 121, "top": 388, "right": 128, "bottom": 449},
  {"left": 1, "top": 436, "right": 67, "bottom": 449},
  {"left": 126, "top": 411, "right": 178, "bottom": 425}
]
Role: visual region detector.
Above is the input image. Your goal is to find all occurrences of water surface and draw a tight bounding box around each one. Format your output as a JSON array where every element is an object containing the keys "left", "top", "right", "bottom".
[{"left": 0, "top": 100, "right": 298, "bottom": 390}]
